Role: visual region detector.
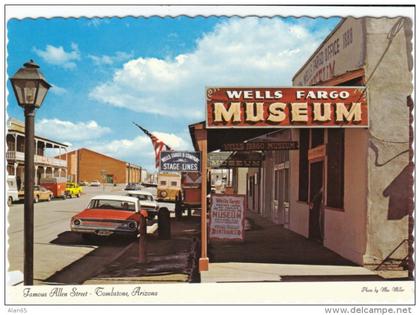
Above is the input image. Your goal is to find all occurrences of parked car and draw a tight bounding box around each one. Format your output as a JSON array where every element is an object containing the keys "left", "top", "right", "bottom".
[
  {"left": 70, "top": 195, "right": 146, "bottom": 240},
  {"left": 126, "top": 190, "right": 159, "bottom": 219},
  {"left": 33, "top": 185, "right": 54, "bottom": 203},
  {"left": 124, "top": 183, "right": 143, "bottom": 191},
  {"left": 7, "top": 175, "right": 19, "bottom": 206},
  {"left": 65, "top": 182, "right": 83, "bottom": 198},
  {"left": 79, "top": 181, "right": 89, "bottom": 186},
  {"left": 17, "top": 185, "right": 54, "bottom": 203},
  {"left": 90, "top": 180, "right": 101, "bottom": 187}
]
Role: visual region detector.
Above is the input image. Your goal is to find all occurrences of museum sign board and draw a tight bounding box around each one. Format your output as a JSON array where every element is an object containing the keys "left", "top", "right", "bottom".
[
  {"left": 209, "top": 194, "right": 246, "bottom": 241},
  {"left": 206, "top": 86, "right": 368, "bottom": 128}
]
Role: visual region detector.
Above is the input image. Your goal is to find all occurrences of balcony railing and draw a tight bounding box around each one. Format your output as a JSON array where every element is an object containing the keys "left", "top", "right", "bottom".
[
  {"left": 6, "top": 151, "right": 67, "bottom": 168},
  {"left": 6, "top": 151, "right": 24, "bottom": 161}
]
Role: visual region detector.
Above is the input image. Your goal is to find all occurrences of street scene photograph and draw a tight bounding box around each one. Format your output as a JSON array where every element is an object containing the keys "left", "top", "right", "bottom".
[{"left": 3, "top": 4, "right": 415, "bottom": 307}]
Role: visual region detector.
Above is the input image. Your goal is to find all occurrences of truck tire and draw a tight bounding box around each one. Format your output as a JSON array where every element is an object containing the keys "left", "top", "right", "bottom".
[{"left": 158, "top": 207, "right": 171, "bottom": 240}]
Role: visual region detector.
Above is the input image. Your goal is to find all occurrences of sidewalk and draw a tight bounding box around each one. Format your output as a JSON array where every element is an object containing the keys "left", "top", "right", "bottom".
[
  {"left": 84, "top": 216, "right": 201, "bottom": 284},
  {"left": 202, "top": 211, "right": 383, "bottom": 283}
]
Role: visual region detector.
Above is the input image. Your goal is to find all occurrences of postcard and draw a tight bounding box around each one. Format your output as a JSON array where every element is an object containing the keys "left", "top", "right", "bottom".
[{"left": 3, "top": 3, "right": 416, "bottom": 313}]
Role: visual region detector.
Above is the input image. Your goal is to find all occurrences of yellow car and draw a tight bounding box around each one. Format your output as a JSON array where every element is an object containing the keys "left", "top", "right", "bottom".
[
  {"left": 18, "top": 185, "right": 55, "bottom": 202},
  {"left": 65, "top": 182, "right": 83, "bottom": 198}
]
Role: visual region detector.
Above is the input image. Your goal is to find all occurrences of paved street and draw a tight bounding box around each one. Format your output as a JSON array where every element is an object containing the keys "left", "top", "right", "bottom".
[{"left": 7, "top": 184, "right": 174, "bottom": 285}]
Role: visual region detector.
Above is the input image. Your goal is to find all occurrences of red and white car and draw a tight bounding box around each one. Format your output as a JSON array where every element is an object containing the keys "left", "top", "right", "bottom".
[{"left": 70, "top": 195, "right": 146, "bottom": 240}]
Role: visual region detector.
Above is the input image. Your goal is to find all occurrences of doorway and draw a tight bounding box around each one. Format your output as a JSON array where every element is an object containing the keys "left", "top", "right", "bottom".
[
  {"left": 273, "top": 164, "right": 290, "bottom": 225},
  {"left": 309, "top": 161, "right": 324, "bottom": 241}
]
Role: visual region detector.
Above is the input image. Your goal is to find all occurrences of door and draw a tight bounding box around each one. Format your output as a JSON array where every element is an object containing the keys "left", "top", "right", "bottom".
[
  {"left": 309, "top": 161, "right": 324, "bottom": 241},
  {"left": 273, "top": 163, "right": 290, "bottom": 225},
  {"left": 272, "top": 168, "right": 280, "bottom": 223},
  {"left": 106, "top": 175, "right": 113, "bottom": 183},
  {"left": 283, "top": 167, "right": 290, "bottom": 228}
]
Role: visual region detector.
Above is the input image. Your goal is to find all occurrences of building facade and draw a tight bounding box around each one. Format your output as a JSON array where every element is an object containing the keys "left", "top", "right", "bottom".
[
  {"left": 248, "top": 17, "right": 412, "bottom": 267},
  {"left": 64, "top": 148, "right": 141, "bottom": 184},
  {"left": 6, "top": 118, "right": 68, "bottom": 187}
]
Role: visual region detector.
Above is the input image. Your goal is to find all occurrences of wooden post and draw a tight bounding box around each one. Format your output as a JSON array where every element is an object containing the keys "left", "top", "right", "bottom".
[
  {"left": 196, "top": 128, "right": 209, "bottom": 271},
  {"left": 138, "top": 213, "right": 147, "bottom": 263}
]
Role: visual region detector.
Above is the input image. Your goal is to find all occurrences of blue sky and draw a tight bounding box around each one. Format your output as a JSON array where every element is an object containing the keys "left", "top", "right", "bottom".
[{"left": 7, "top": 16, "right": 340, "bottom": 171}]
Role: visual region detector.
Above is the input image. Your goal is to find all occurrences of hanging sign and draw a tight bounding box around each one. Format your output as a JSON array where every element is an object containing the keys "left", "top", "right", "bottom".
[
  {"left": 160, "top": 151, "right": 201, "bottom": 172},
  {"left": 206, "top": 87, "right": 368, "bottom": 128},
  {"left": 209, "top": 194, "right": 246, "bottom": 241},
  {"left": 308, "top": 145, "right": 326, "bottom": 161},
  {"left": 208, "top": 152, "right": 263, "bottom": 168},
  {"left": 222, "top": 141, "right": 298, "bottom": 151}
]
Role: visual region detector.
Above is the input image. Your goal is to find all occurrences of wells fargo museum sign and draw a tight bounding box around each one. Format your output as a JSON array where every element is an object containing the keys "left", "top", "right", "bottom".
[{"left": 206, "top": 87, "right": 368, "bottom": 128}]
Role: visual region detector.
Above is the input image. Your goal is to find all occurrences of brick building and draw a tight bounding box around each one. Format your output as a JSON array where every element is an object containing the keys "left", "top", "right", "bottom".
[{"left": 64, "top": 148, "right": 141, "bottom": 184}]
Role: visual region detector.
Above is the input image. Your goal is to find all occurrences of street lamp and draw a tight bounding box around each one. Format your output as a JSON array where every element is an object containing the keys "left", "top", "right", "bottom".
[{"left": 10, "top": 60, "right": 51, "bottom": 285}]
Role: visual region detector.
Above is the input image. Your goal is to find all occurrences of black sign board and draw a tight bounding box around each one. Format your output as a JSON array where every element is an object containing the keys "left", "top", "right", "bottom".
[
  {"left": 221, "top": 141, "right": 299, "bottom": 151},
  {"left": 208, "top": 152, "right": 263, "bottom": 168},
  {"left": 160, "top": 151, "right": 201, "bottom": 172}
]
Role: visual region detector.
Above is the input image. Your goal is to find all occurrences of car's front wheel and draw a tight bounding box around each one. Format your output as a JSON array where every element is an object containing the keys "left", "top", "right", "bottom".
[{"left": 8, "top": 196, "right": 13, "bottom": 207}]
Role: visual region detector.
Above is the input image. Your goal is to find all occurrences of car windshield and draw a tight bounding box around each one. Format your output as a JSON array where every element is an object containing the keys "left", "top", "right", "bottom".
[
  {"left": 129, "top": 194, "right": 152, "bottom": 201},
  {"left": 88, "top": 199, "right": 136, "bottom": 211}
]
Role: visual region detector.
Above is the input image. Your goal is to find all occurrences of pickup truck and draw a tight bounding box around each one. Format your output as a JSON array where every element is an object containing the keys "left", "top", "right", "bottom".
[{"left": 65, "top": 182, "right": 83, "bottom": 198}]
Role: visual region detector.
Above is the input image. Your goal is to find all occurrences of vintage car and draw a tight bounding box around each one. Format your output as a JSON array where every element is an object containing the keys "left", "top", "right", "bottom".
[
  {"left": 124, "top": 183, "right": 143, "bottom": 191},
  {"left": 125, "top": 190, "right": 159, "bottom": 219},
  {"left": 90, "top": 180, "right": 101, "bottom": 187},
  {"left": 70, "top": 195, "right": 146, "bottom": 240},
  {"left": 18, "top": 185, "right": 54, "bottom": 202},
  {"left": 65, "top": 182, "right": 83, "bottom": 198}
]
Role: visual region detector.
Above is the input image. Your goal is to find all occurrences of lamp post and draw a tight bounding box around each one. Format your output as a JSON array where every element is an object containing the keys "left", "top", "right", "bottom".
[{"left": 10, "top": 60, "right": 51, "bottom": 285}]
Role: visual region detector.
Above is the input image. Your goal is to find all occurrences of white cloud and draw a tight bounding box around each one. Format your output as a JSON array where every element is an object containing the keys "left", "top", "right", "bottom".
[
  {"left": 50, "top": 84, "right": 67, "bottom": 95},
  {"left": 89, "top": 17, "right": 333, "bottom": 118},
  {"left": 33, "top": 43, "right": 80, "bottom": 69},
  {"left": 88, "top": 51, "right": 134, "bottom": 66},
  {"left": 88, "top": 131, "right": 191, "bottom": 169},
  {"left": 36, "top": 118, "right": 111, "bottom": 142}
]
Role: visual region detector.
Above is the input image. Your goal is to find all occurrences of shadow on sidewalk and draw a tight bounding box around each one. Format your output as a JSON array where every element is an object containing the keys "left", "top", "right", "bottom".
[
  {"left": 85, "top": 216, "right": 201, "bottom": 284},
  {"left": 209, "top": 211, "right": 356, "bottom": 266}
]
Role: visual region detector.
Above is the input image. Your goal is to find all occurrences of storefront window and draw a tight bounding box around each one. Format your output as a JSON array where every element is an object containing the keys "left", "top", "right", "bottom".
[
  {"left": 327, "top": 129, "right": 345, "bottom": 209},
  {"left": 298, "top": 129, "right": 309, "bottom": 202}
]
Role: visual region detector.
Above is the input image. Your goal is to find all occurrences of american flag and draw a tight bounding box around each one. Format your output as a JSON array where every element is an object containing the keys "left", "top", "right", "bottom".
[{"left": 132, "top": 122, "right": 172, "bottom": 168}]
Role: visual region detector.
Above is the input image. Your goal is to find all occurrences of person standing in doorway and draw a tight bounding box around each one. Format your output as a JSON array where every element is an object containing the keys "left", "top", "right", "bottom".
[{"left": 309, "top": 186, "right": 324, "bottom": 241}]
